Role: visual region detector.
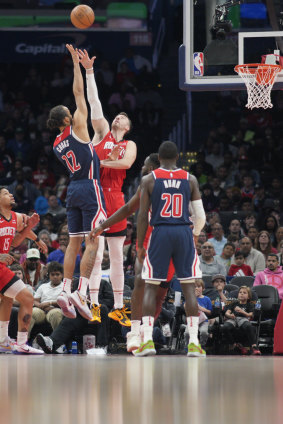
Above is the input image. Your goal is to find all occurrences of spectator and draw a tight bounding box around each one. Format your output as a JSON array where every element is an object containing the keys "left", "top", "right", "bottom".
[
  {"left": 247, "top": 226, "right": 259, "bottom": 247},
  {"left": 32, "top": 156, "right": 56, "bottom": 190},
  {"left": 227, "top": 219, "right": 243, "bottom": 241},
  {"left": 207, "top": 274, "right": 229, "bottom": 305},
  {"left": 209, "top": 223, "right": 227, "bottom": 255},
  {"left": 22, "top": 248, "right": 45, "bottom": 289},
  {"left": 201, "top": 184, "right": 219, "bottom": 212},
  {"left": 37, "top": 229, "right": 55, "bottom": 264},
  {"left": 241, "top": 174, "right": 255, "bottom": 199},
  {"left": 199, "top": 242, "right": 227, "bottom": 277},
  {"left": 231, "top": 237, "right": 265, "bottom": 275},
  {"left": 254, "top": 230, "right": 278, "bottom": 260},
  {"left": 193, "top": 279, "right": 212, "bottom": 348},
  {"left": 277, "top": 241, "right": 283, "bottom": 267},
  {"left": 243, "top": 213, "right": 257, "bottom": 234},
  {"left": 118, "top": 48, "right": 152, "bottom": 75},
  {"left": 205, "top": 142, "right": 223, "bottom": 171},
  {"left": 29, "top": 261, "right": 64, "bottom": 336},
  {"left": 274, "top": 227, "right": 283, "bottom": 251},
  {"left": 41, "top": 214, "right": 58, "bottom": 243},
  {"left": 8, "top": 169, "right": 40, "bottom": 205},
  {"left": 228, "top": 250, "right": 253, "bottom": 277},
  {"left": 253, "top": 253, "right": 283, "bottom": 301},
  {"left": 46, "top": 194, "right": 66, "bottom": 227},
  {"left": 263, "top": 215, "right": 278, "bottom": 246},
  {"left": 198, "top": 230, "right": 208, "bottom": 245},
  {"left": 6, "top": 127, "right": 31, "bottom": 163},
  {"left": 252, "top": 184, "right": 266, "bottom": 212},
  {"left": 34, "top": 187, "right": 51, "bottom": 216},
  {"left": 222, "top": 286, "right": 260, "bottom": 355},
  {"left": 47, "top": 232, "right": 80, "bottom": 275},
  {"left": 216, "top": 242, "right": 236, "bottom": 274}
]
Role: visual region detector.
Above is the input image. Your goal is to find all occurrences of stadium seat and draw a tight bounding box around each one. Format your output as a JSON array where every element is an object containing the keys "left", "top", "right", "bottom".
[{"left": 230, "top": 276, "right": 255, "bottom": 288}]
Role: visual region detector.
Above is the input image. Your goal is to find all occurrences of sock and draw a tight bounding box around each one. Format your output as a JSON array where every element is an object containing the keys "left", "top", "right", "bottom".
[
  {"left": 187, "top": 316, "right": 199, "bottom": 346},
  {"left": 89, "top": 236, "right": 104, "bottom": 305},
  {"left": 0, "top": 321, "right": 9, "bottom": 342},
  {"left": 142, "top": 316, "right": 154, "bottom": 343},
  {"left": 78, "top": 277, "right": 88, "bottom": 296},
  {"left": 89, "top": 290, "right": 99, "bottom": 306},
  {"left": 17, "top": 331, "right": 28, "bottom": 346},
  {"left": 63, "top": 278, "right": 72, "bottom": 294},
  {"left": 131, "top": 320, "right": 141, "bottom": 335},
  {"left": 113, "top": 290, "right": 124, "bottom": 310},
  {"left": 107, "top": 236, "right": 125, "bottom": 309}
]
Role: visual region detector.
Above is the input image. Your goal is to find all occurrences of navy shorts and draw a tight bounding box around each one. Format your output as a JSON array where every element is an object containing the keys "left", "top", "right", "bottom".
[
  {"left": 66, "top": 179, "right": 107, "bottom": 236},
  {"left": 142, "top": 225, "right": 202, "bottom": 282}
]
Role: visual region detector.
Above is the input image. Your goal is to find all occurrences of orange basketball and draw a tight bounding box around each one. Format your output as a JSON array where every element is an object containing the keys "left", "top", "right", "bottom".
[{"left": 70, "top": 5, "right": 95, "bottom": 29}]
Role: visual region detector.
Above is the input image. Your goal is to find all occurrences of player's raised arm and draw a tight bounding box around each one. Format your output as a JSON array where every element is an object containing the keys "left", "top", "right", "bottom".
[
  {"left": 66, "top": 44, "right": 89, "bottom": 139},
  {"left": 189, "top": 174, "right": 206, "bottom": 242},
  {"left": 77, "top": 48, "right": 109, "bottom": 143}
]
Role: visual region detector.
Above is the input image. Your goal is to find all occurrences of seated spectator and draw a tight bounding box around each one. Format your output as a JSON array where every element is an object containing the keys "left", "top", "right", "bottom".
[
  {"left": 263, "top": 215, "right": 278, "bottom": 246},
  {"left": 274, "top": 227, "right": 283, "bottom": 250},
  {"left": 6, "top": 127, "right": 31, "bottom": 163},
  {"left": 29, "top": 261, "right": 64, "bottom": 336},
  {"left": 227, "top": 218, "right": 244, "bottom": 242},
  {"left": 35, "top": 278, "right": 114, "bottom": 353},
  {"left": 46, "top": 194, "right": 66, "bottom": 227},
  {"left": 8, "top": 168, "right": 40, "bottom": 205},
  {"left": 201, "top": 184, "right": 219, "bottom": 212},
  {"left": 227, "top": 234, "right": 240, "bottom": 250},
  {"left": 228, "top": 250, "right": 253, "bottom": 277},
  {"left": 37, "top": 229, "right": 55, "bottom": 264},
  {"left": 12, "top": 182, "right": 34, "bottom": 214},
  {"left": 252, "top": 184, "right": 266, "bottom": 212},
  {"left": 198, "top": 230, "right": 208, "bottom": 245},
  {"left": 216, "top": 242, "right": 236, "bottom": 274},
  {"left": 221, "top": 286, "right": 260, "bottom": 355},
  {"left": 40, "top": 213, "right": 58, "bottom": 243},
  {"left": 247, "top": 226, "right": 259, "bottom": 247},
  {"left": 254, "top": 230, "right": 278, "bottom": 260},
  {"left": 253, "top": 253, "right": 283, "bottom": 301},
  {"left": 22, "top": 248, "right": 46, "bottom": 289},
  {"left": 32, "top": 156, "right": 56, "bottom": 190},
  {"left": 191, "top": 162, "right": 208, "bottom": 187},
  {"left": 209, "top": 223, "right": 227, "bottom": 255},
  {"left": 241, "top": 174, "right": 255, "bottom": 199},
  {"left": 193, "top": 279, "right": 212, "bottom": 348},
  {"left": 243, "top": 213, "right": 257, "bottom": 234},
  {"left": 277, "top": 241, "right": 283, "bottom": 267},
  {"left": 210, "top": 176, "right": 225, "bottom": 199},
  {"left": 199, "top": 242, "right": 227, "bottom": 277},
  {"left": 231, "top": 237, "right": 265, "bottom": 275},
  {"left": 34, "top": 187, "right": 51, "bottom": 216},
  {"left": 47, "top": 232, "right": 80, "bottom": 275}
]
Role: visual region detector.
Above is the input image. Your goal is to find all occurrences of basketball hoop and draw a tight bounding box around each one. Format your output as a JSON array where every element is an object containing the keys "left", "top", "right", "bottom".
[{"left": 234, "top": 63, "right": 282, "bottom": 109}]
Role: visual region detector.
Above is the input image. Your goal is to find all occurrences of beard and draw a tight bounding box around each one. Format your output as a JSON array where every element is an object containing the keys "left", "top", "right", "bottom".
[{"left": 10, "top": 201, "right": 17, "bottom": 208}]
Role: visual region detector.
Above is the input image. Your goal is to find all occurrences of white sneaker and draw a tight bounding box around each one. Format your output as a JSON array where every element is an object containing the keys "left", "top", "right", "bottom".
[
  {"left": 126, "top": 332, "right": 141, "bottom": 352},
  {"left": 36, "top": 333, "right": 53, "bottom": 354},
  {"left": 57, "top": 291, "right": 76, "bottom": 319},
  {"left": 70, "top": 291, "right": 92, "bottom": 320},
  {"left": 0, "top": 337, "right": 15, "bottom": 354},
  {"left": 13, "top": 343, "right": 44, "bottom": 355}
]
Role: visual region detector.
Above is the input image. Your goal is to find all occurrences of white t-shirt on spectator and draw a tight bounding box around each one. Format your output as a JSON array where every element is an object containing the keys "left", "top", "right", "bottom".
[{"left": 34, "top": 282, "right": 63, "bottom": 303}]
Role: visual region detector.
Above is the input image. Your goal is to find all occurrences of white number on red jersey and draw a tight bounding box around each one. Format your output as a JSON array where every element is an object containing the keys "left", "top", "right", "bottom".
[{"left": 160, "top": 193, "right": 183, "bottom": 218}]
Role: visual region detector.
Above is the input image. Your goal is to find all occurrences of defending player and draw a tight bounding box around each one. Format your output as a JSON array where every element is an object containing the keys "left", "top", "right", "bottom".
[
  {"left": 0, "top": 187, "right": 48, "bottom": 354},
  {"left": 90, "top": 154, "right": 175, "bottom": 352},
  {"left": 77, "top": 49, "right": 137, "bottom": 326},
  {"left": 135, "top": 141, "right": 206, "bottom": 357},
  {"left": 47, "top": 44, "right": 106, "bottom": 321}
]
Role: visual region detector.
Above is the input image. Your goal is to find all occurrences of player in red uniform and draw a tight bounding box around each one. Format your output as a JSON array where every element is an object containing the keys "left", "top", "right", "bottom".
[
  {"left": 77, "top": 49, "right": 137, "bottom": 326},
  {"left": 0, "top": 187, "right": 48, "bottom": 354},
  {"left": 91, "top": 154, "right": 175, "bottom": 352}
]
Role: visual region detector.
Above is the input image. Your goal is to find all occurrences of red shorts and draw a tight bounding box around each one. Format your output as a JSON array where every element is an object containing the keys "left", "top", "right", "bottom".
[
  {"left": 103, "top": 190, "right": 126, "bottom": 234},
  {"left": 0, "top": 263, "right": 15, "bottom": 292}
]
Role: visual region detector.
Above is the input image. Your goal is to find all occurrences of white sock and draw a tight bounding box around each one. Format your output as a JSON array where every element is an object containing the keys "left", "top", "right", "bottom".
[
  {"left": 78, "top": 277, "right": 88, "bottom": 296},
  {"left": 131, "top": 320, "right": 141, "bottom": 335},
  {"left": 89, "top": 236, "right": 104, "bottom": 305},
  {"left": 142, "top": 316, "right": 154, "bottom": 343},
  {"left": 63, "top": 278, "right": 72, "bottom": 294},
  {"left": 0, "top": 321, "right": 9, "bottom": 342},
  {"left": 113, "top": 290, "right": 124, "bottom": 310},
  {"left": 17, "top": 331, "right": 28, "bottom": 346},
  {"left": 107, "top": 236, "right": 125, "bottom": 309},
  {"left": 187, "top": 316, "right": 199, "bottom": 346}
]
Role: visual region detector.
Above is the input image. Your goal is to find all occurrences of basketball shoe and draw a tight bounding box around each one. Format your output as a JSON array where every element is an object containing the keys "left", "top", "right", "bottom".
[
  {"left": 36, "top": 333, "right": 53, "bottom": 354},
  {"left": 108, "top": 305, "right": 131, "bottom": 327},
  {"left": 13, "top": 343, "right": 44, "bottom": 355},
  {"left": 187, "top": 343, "right": 206, "bottom": 357},
  {"left": 0, "top": 337, "right": 15, "bottom": 354},
  {"left": 133, "top": 340, "right": 156, "bottom": 357},
  {"left": 90, "top": 304, "right": 101, "bottom": 323},
  {"left": 70, "top": 290, "right": 92, "bottom": 320},
  {"left": 126, "top": 332, "right": 141, "bottom": 352},
  {"left": 57, "top": 291, "right": 76, "bottom": 319}
]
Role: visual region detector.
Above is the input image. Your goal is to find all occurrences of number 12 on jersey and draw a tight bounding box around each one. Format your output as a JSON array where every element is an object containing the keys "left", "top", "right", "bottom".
[{"left": 160, "top": 193, "right": 183, "bottom": 218}]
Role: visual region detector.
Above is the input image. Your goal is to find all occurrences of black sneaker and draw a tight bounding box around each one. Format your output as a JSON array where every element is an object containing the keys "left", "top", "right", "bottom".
[{"left": 36, "top": 333, "right": 53, "bottom": 354}]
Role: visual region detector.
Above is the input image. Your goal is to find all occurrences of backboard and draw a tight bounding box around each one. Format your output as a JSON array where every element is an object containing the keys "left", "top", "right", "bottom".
[{"left": 179, "top": 0, "right": 283, "bottom": 91}]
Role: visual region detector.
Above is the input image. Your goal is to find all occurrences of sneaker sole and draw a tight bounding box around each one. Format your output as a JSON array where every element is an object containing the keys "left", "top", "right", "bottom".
[
  {"left": 13, "top": 349, "right": 43, "bottom": 355},
  {"left": 57, "top": 297, "right": 77, "bottom": 319},
  {"left": 0, "top": 349, "right": 13, "bottom": 354},
  {"left": 70, "top": 296, "right": 92, "bottom": 320},
  {"left": 36, "top": 335, "right": 53, "bottom": 354},
  {"left": 133, "top": 348, "right": 156, "bottom": 357},
  {"left": 187, "top": 352, "right": 206, "bottom": 357}
]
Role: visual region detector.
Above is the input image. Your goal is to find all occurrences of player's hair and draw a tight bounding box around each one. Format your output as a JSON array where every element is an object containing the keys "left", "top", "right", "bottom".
[
  {"left": 47, "top": 105, "right": 69, "bottom": 130},
  {"left": 158, "top": 141, "right": 178, "bottom": 160},
  {"left": 47, "top": 261, "right": 63, "bottom": 275},
  {"left": 118, "top": 112, "right": 132, "bottom": 135},
  {"left": 148, "top": 153, "right": 160, "bottom": 168},
  {"left": 0, "top": 186, "right": 6, "bottom": 194}
]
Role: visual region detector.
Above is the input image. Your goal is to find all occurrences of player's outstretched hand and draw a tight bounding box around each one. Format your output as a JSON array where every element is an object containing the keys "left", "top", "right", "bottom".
[
  {"left": 77, "top": 49, "right": 96, "bottom": 69},
  {"left": 137, "top": 247, "right": 146, "bottom": 264},
  {"left": 26, "top": 213, "right": 40, "bottom": 229},
  {"left": 89, "top": 226, "right": 104, "bottom": 240},
  {"left": 35, "top": 239, "right": 48, "bottom": 255},
  {"left": 0, "top": 254, "right": 14, "bottom": 266},
  {"left": 66, "top": 44, "right": 79, "bottom": 64}
]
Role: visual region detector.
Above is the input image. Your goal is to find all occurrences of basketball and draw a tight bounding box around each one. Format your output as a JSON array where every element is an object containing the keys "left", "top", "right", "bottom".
[{"left": 70, "top": 5, "right": 95, "bottom": 29}]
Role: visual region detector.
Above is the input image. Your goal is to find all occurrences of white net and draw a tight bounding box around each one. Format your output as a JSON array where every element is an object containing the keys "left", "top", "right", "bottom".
[{"left": 235, "top": 64, "right": 282, "bottom": 109}]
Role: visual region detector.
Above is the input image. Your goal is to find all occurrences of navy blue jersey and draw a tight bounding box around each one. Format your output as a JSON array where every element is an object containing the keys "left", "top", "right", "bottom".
[
  {"left": 53, "top": 126, "right": 100, "bottom": 182},
  {"left": 150, "top": 168, "right": 192, "bottom": 226}
]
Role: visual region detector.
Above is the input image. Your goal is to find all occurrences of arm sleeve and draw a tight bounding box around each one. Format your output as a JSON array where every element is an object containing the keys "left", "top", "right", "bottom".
[
  {"left": 190, "top": 199, "right": 206, "bottom": 236},
  {"left": 86, "top": 72, "right": 104, "bottom": 120}
]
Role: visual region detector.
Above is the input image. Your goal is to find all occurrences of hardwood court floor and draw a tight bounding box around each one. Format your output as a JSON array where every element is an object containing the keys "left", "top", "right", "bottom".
[{"left": 0, "top": 354, "right": 282, "bottom": 424}]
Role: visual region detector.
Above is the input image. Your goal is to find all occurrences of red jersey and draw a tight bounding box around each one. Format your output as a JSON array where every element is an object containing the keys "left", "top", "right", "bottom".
[
  {"left": 94, "top": 131, "right": 129, "bottom": 191},
  {"left": 0, "top": 211, "right": 17, "bottom": 254}
]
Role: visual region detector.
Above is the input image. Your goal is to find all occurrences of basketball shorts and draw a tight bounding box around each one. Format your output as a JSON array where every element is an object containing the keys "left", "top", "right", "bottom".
[
  {"left": 103, "top": 190, "right": 127, "bottom": 235},
  {"left": 142, "top": 225, "right": 202, "bottom": 282},
  {"left": 0, "top": 264, "right": 20, "bottom": 295},
  {"left": 66, "top": 179, "right": 107, "bottom": 236}
]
